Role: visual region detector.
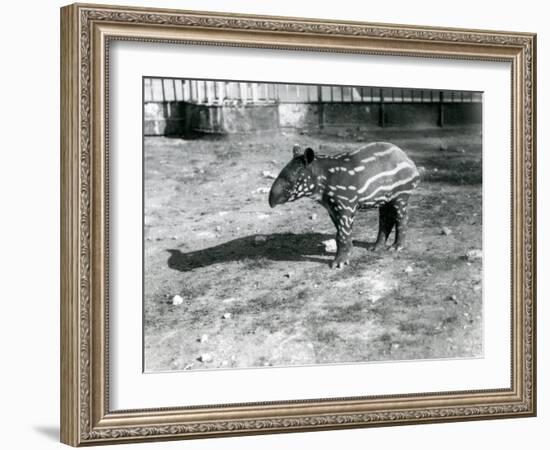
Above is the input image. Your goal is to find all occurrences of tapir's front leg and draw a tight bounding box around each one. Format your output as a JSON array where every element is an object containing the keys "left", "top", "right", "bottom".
[{"left": 330, "top": 210, "right": 355, "bottom": 269}]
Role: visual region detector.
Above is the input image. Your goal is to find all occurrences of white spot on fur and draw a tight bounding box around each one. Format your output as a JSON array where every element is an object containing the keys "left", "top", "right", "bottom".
[{"left": 360, "top": 156, "right": 376, "bottom": 164}]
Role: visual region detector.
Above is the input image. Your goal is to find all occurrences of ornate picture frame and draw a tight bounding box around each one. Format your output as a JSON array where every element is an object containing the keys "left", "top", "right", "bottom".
[{"left": 60, "top": 3, "right": 536, "bottom": 446}]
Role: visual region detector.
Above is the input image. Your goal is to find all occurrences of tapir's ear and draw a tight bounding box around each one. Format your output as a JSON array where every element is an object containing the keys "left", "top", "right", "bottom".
[
  {"left": 292, "top": 144, "right": 302, "bottom": 158},
  {"left": 304, "top": 147, "right": 315, "bottom": 165}
]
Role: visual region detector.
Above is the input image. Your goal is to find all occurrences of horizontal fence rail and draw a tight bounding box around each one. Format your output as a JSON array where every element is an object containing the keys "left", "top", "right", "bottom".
[{"left": 144, "top": 78, "right": 483, "bottom": 105}]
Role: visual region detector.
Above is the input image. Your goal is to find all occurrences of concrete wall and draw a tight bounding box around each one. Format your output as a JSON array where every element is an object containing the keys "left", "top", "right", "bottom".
[
  {"left": 144, "top": 102, "right": 188, "bottom": 136},
  {"left": 144, "top": 101, "right": 482, "bottom": 136}
]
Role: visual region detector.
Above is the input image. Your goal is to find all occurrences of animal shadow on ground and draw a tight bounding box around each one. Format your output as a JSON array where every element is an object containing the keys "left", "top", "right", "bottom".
[{"left": 167, "top": 233, "right": 373, "bottom": 272}]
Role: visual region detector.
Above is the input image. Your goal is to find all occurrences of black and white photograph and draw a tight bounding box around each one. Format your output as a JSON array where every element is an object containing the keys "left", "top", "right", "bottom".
[{"left": 143, "top": 78, "right": 483, "bottom": 372}]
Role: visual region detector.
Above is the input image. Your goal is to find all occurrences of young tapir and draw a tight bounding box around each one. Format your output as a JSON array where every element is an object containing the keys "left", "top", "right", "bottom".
[{"left": 269, "top": 143, "right": 420, "bottom": 268}]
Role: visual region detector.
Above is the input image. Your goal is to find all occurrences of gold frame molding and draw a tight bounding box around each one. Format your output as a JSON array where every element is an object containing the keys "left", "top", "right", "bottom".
[{"left": 60, "top": 2, "right": 537, "bottom": 446}]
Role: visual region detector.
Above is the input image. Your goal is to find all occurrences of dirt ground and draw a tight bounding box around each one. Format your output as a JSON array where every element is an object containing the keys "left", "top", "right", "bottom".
[{"left": 143, "top": 127, "right": 483, "bottom": 372}]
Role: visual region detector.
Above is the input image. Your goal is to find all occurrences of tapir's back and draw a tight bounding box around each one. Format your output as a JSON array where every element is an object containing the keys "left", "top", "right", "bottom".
[{"left": 323, "top": 142, "right": 420, "bottom": 208}]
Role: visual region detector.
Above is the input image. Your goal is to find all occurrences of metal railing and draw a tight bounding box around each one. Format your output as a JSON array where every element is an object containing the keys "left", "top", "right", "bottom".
[{"left": 144, "top": 78, "right": 482, "bottom": 105}]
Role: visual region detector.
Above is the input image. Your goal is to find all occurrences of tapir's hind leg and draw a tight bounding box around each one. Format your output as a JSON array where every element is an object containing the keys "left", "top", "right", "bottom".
[
  {"left": 373, "top": 203, "right": 396, "bottom": 251},
  {"left": 390, "top": 194, "right": 410, "bottom": 251}
]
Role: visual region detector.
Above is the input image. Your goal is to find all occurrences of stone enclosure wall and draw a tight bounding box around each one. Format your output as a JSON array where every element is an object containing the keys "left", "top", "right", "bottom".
[{"left": 144, "top": 101, "right": 481, "bottom": 136}]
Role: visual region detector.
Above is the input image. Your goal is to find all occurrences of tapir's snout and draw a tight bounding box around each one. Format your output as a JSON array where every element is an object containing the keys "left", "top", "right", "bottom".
[{"left": 268, "top": 179, "right": 286, "bottom": 208}]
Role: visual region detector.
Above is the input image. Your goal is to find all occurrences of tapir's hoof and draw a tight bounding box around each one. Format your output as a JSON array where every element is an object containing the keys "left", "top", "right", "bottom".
[{"left": 330, "top": 256, "right": 350, "bottom": 269}]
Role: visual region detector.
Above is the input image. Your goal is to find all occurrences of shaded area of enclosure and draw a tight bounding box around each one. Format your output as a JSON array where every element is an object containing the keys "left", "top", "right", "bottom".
[{"left": 166, "top": 233, "right": 384, "bottom": 272}]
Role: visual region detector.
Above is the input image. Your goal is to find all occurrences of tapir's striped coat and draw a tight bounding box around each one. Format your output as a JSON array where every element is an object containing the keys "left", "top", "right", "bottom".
[{"left": 269, "top": 142, "right": 420, "bottom": 268}]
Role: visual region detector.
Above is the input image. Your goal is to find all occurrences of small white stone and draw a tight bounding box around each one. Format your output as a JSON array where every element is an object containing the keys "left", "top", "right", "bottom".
[
  {"left": 172, "top": 295, "right": 184, "bottom": 305},
  {"left": 215, "top": 225, "right": 222, "bottom": 232},
  {"left": 222, "top": 312, "right": 232, "bottom": 319},
  {"left": 255, "top": 187, "right": 270, "bottom": 194},
  {"left": 199, "top": 334, "right": 209, "bottom": 343},
  {"left": 441, "top": 227, "right": 452, "bottom": 236},
  {"left": 310, "top": 213, "right": 318, "bottom": 220},
  {"left": 262, "top": 170, "right": 277, "bottom": 179},
  {"left": 322, "top": 239, "right": 337, "bottom": 253},
  {"left": 404, "top": 266, "right": 414, "bottom": 274},
  {"left": 199, "top": 353, "right": 213, "bottom": 363},
  {"left": 465, "top": 249, "right": 483, "bottom": 261}
]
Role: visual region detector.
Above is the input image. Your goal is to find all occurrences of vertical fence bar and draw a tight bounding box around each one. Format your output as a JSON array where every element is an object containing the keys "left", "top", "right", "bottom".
[
  {"left": 317, "top": 85, "right": 323, "bottom": 130},
  {"left": 219, "top": 82, "right": 226, "bottom": 103},
  {"left": 438, "top": 91, "right": 445, "bottom": 127},
  {"left": 182, "top": 80, "right": 189, "bottom": 102},
  {"left": 160, "top": 78, "right": 166, "bottom": 102},
  {"left": 240, "top": 82, "right": 247, "bottom": 104},
  {"left": 204, "top": 80, "right": 208, "bottom": 103},
  {"left": 379, "top": 87, "right": 385, "bottom": 128}
]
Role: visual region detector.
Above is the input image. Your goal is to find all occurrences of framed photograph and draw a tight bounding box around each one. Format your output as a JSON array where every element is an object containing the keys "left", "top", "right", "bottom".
[{"left": 60, "top": 3, "right": 537, "bottom": 446}]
